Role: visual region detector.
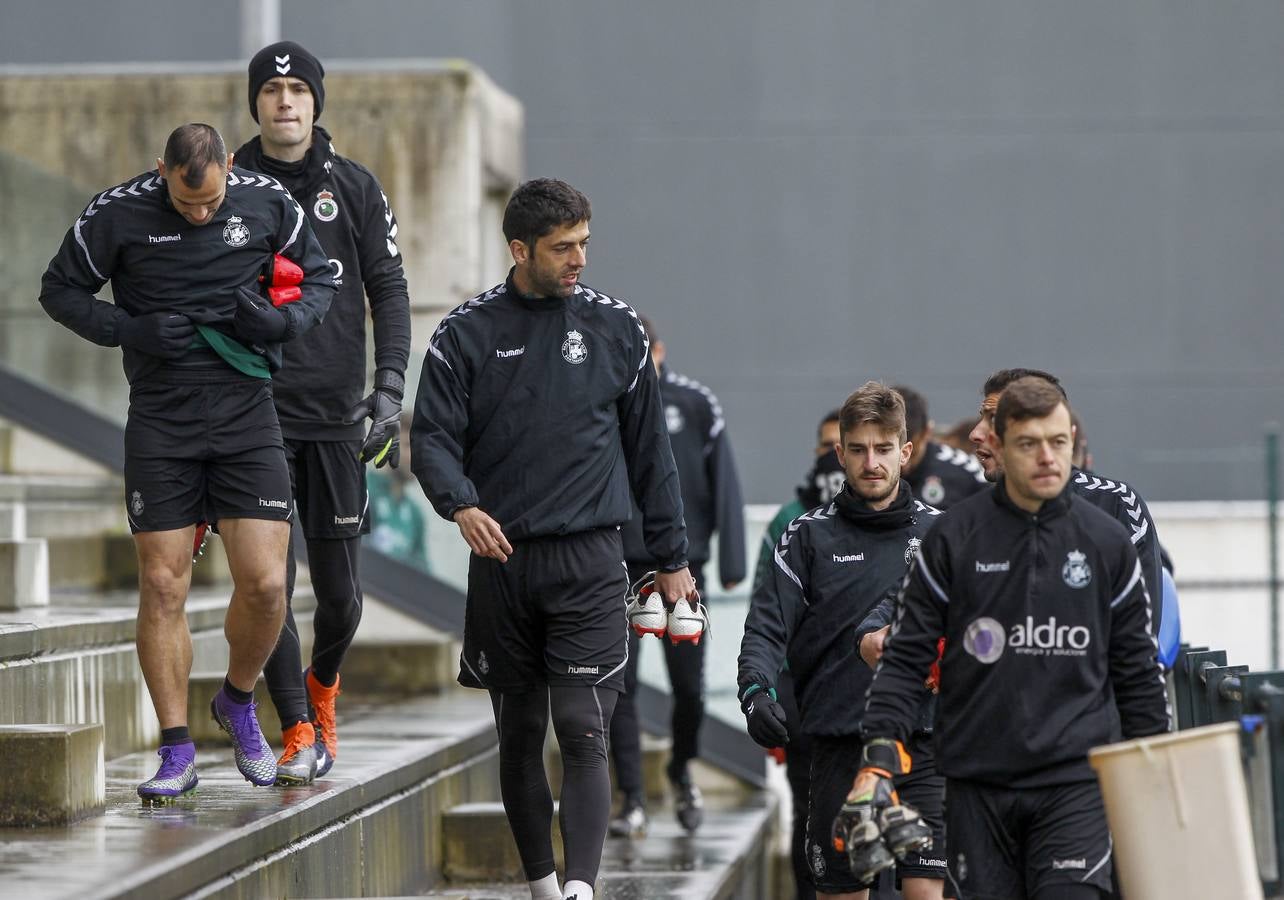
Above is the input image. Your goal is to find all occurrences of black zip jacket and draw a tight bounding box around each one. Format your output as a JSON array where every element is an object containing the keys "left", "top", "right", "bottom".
[
  {"left": 235, "top": 129, "right": 411, "bottom": 440},
  {"left": 1071, "top": 467, "right": 1165, "bottom": 634},
  {"left": 862, "top": 479, "right": 1170, "bottom": 788},
  {"left": 620, "top": 365, "right": 746, "bottom": 583},
  {"left": 411, "top": 273, "right": 688, "bottom": 568},
  {"left": 906, "top": 441, "right": 987, "bottom": 510},
  {"left": 738, "top": 482, "right": 939, "bottom": 737},
  {"left": 40, "top": 166, "right": 335, "bottom": 382}
]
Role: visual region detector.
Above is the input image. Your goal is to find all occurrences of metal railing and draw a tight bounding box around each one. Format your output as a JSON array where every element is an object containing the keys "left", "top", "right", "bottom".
[
  {"left": 0, "top": 361, "right": 767, "bottom": 787},
  {"left": 1171, "top": 644, "right": 1284, "bottom": 895}
]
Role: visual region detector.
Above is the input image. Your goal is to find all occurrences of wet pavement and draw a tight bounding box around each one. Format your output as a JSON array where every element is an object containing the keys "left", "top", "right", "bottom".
[
  {"left": 431, "top": 791, "right": 776, "bottom": 900},
  {"left": 0, "top": 691, "right": 497, "bottom": 900}
]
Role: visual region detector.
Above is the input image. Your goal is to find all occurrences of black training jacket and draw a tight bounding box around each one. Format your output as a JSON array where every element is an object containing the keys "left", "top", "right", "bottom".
[
  {"left": 40, "top": 166, "right": 335, "bottom": 383},
  {"left": 906, "top": 441, "right": 988, "bottom": 510},
  {"left": 862, "top": 479, "right": 1170, "bottom": 788},
  {"left": 411, "top": 273, "right": 688, "bottom": 568},
  {"left": 738, "top": 482, "right": 939, "bottom": 737},
  {"left": 620, "top": 365, "right": 746, "bottom": 583},
  {"left": 1071, "top": 467, "right": 1165, "bottom": 635},
  {"left": 854, "top": 582, "right": 937, "bottom": 735},
  {"left": 235, "top": 129, "right": 411, "bottom": 440}
]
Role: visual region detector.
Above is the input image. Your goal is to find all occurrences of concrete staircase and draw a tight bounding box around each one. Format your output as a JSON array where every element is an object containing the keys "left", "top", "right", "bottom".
[{"left": 0, "top": 452, "right": 777, "bottom": 899}]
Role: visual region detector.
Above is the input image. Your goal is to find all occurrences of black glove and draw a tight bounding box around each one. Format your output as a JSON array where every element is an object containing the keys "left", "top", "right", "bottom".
[
  {"left": 344, "top": 368, "right": 404, "bottom": 468},
  {"left": 116, "top": 311, "right": 195, "bottom": 359},
  {"left": 232, "top": 285, "right": 289, "bottom": 345},
  {"left": 739, "top": 684, "right": 789, "bottom": 748}
]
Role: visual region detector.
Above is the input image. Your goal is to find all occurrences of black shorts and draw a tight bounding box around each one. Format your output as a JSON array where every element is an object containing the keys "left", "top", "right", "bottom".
[
  {"left": 944, "top": 778, "right": 1113, "bottom": 900},
  {"left": 459, "top": 527, "right": 630, "bottom": 694},
  {"left": 805, "top": 734, "right": 946, "bottom": 893},
  {"left": 893, "top": 733, "right": 948, "bottom": 884},
  {"left": 123, "top": 374, "right": 290, "bottom": 533},
  {"left": 285, "top": 438, "right": 370, "bottom": 539}
]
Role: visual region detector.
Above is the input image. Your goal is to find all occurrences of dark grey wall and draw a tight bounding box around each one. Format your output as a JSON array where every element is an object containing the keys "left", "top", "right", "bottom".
[{"left": 6, "top": 1, "right": 1284, "bottom": 500}]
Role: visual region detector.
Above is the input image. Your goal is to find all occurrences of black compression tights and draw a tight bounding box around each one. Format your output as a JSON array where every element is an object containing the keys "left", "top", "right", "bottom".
[
  {"left": 264, "top": 534, "right": 364, "bottom": 726},
  {"left": 490, "top": 684, "right": 619, "bottom": 886}
]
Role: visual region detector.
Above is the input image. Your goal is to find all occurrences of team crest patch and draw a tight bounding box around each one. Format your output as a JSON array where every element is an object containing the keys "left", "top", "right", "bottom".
[
  {"left": 561, "top": 329, "right": 588, "bottom": 364},
  {"left": 130, "top": 490, "right": 144, "bottom": 516},
  {"left": 905, "top": 536, "right": 922, "bottom": 565},
  {"left": 1062, "top": 550, "right": 1092, "bottom": 589},
  {"left": 665, "top": 405, "right": 685, "bottom": 434},
  {"left": 314, "top": 190, "right": 338, "bottom": 222},
  {"left": 222, "top": 215, "right": 250, "bottom": 247},
  {"left": 478, "top": 651, "right": 490, "bottom": 675},
  {"left": 810, "top": 840, "right": 827, "bottom": 876},
  {"left": 921, "top": 475, "right": 945, "bottom": 505}
]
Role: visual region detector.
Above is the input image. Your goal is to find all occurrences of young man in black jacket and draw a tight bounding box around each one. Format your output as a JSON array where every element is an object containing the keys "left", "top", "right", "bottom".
[
  {"left": 234, "top": 41, "right": 413, "bottom": 785},
  {"left": 411, "top": 179, "right": 696, "bottom": 900},
  {"left": 39, "top": 124, "right": 335, "bottom": 803},
  {"left": 738, "top": 382, "right": 942, "bottom": 899},
  {"left": 967, "top": 368, "right": 1166, "bottom": 635},
  {"left": 853, "top": 377, "right": 1169, "bottom": 900},
  {"left": 609, "top": 314, "right": 746, "bottom": 837}
]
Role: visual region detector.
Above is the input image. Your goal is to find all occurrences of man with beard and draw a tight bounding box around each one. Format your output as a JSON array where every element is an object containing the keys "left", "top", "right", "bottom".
[
  {"left": 233, "top": 41, "right": 413, "bottom": 785},
  {"left": 39, "top": 123, "right": 336, "bottom": 802},
  {"left": 854, "top": 377, "right": 1168, "bottom": 899},
  {"left": 738, "top": 382, "right": 942, "bottom": 899},
  {"left": 412, "top": 178, "right": 696, "bottom": 900}
]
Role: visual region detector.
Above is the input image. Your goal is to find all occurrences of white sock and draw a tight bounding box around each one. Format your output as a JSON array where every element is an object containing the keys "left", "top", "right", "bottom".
[
  {"left": 563, "top": 879, "right": 594, "bottom": 900},
  {"left": 528, "top": 871, "right": 561, "bottom": 900}
]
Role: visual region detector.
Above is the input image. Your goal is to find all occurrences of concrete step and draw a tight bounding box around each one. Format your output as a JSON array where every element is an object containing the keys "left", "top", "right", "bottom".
[
  {"left": 340, "top": 638, "right": 460, "bottom": 697},
  {"left": 548, "top": 731, "right": 757, "bottom": 806},
  {"left": 0, "top": 588, "right": 313, "bottom": 759},
  {"left": 438, "top": 790, "right": 777, "bottom": 899},
  {"left": 0, "top": 690, "right": 501, "bottom": 900}
]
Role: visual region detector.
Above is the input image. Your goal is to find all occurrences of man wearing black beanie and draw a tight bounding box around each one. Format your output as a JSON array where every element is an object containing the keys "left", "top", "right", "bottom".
[{"left": 234, "top": 40, "right": 413, "bottom": 786}]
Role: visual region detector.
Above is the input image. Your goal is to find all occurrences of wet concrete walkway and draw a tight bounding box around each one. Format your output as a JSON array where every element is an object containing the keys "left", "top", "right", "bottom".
[
  {"left": 426, "top": 791, "right": 776, "bottom": 900},
  {"left": 0, "top": 691, "right": 497, "bottom": 900}
]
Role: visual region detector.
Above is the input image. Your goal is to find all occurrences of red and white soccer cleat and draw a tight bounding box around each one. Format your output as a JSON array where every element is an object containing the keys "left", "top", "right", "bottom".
[
  {"left": 626, "top": 570, "right": 668, "bottom": 637},
  {"left": 667, "top": 594, "right": 709, "bottom": 645}
]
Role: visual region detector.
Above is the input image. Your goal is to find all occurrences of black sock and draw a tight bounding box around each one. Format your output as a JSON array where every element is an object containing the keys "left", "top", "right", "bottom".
[
  {"left": 222, "top": 677, "right": 254, "bottom": 705},
  {"left": 161, "top": 726, "right": 191, "bottom": 747}
]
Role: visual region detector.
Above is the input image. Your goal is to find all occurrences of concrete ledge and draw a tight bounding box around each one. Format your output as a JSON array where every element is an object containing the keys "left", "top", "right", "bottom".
[
  {"left": 0, "top": 537, "right": 49, "bottom": 609},
  {"left": 443, "top": 801, "right": 563, "bottom": 882},
  {"left": 0, "top": 691, "right": 500, "bottom": 898},
  {"left": 0, "top": 723, "right": 104, "bottom": 826}
]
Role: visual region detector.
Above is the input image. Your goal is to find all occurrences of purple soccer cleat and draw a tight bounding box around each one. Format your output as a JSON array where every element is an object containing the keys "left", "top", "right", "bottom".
[
  {"left": 210, "top": 688, "right": 277, "bottom": 786},
  {"left": 137, "top": 742, "right": 198, "bottom": 805}
]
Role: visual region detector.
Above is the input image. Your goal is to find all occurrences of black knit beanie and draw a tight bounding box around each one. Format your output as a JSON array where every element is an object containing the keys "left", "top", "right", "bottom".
[{"left": 248, "top": 41, "right": 325, "bottom": 123}]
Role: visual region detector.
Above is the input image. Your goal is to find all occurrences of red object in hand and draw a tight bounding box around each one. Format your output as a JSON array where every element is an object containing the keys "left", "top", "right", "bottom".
[
  {"left": 259, "top": 254, "right": 304, "bottom": 307},
  {"left": 925, "top": 638, "right": 946, "bottom": 693},
  {"left": 767, "top": 746, "right": 786, "bottom": 765}
]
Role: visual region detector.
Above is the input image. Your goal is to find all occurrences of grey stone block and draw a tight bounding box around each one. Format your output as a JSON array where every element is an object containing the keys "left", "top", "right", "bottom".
[
  {"left": 0, "top": 538, "right": 49, "bottom": 610},
  {"left": 0, "top": 723, "right": 104, "bottom": 826}
]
